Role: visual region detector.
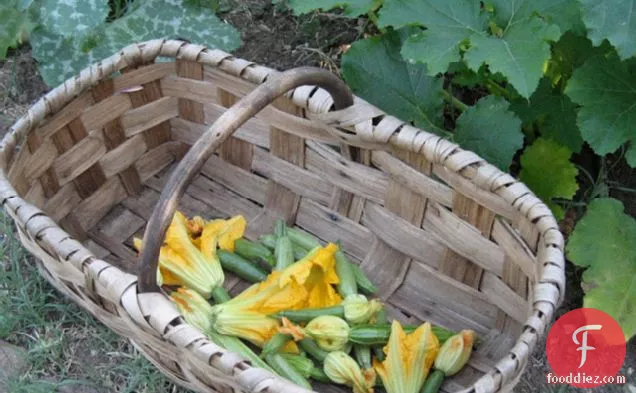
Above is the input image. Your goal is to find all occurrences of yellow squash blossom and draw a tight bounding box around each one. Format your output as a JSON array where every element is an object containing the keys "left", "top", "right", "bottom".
[
  {"left": 133, "top": 212, "right": 224, "bottom": 298},
  {"left": 280, "top": 315, "right": 351, "bottom": 352},
  {"left": 170, "top": 287, "right": 214, "bottom": 333},
  {"left": 434, "top": 330, "right": 475, "bottom": 376},
  {"left": 373, "top": 321, "right": 440, "bottom": 393},
  {"left": 324, "top": 351, "right": 376, "bottom": 393},
  {"left": 343, "top": 294, "right": 382, "bottom": 324},
  {"left": 201, "top": 215, "right": 247, "bottom": 252},
  {"left": 209, "top": 243, "right": 343, "bottom": 349},
  {"left": 279, "top": 243, "right": 342, "bottom": 309}
]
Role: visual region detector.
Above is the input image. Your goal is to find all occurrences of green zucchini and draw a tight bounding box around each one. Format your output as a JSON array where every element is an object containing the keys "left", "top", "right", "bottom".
[
  {"left": 264, "top": 353, "right": 313, "bottom": 390},
  {"left": 217, "top": 250, "right": 268, "bottom": 283},
  {"left": 261, "top": 333, "right": 293, "bottom": 358},
  {"left": 235, "top": 238, "right": 275, "bottom": 268},
  {"left": 273, "top": 305, "right": 345, "bottom": 323},
  {"left": 211, "top": 286, "right": 232, "bottom": 304},
  {"left": 351, "top": 264, "right": 377, "bottom": 295},
  {"left": 348, "top": 324, "right": 455, "bottom": 345},
  {"left": 287, "top": 228, "right": 321, "bottom": 250},
  {"left": 334, "top": 250, "right": 357, "bottom": 298},
  {"left": 298, "top": 339, "right": 328, "bottom": 363},
  {"left": 353, "top": 344, "right": 372, "bottom": 369},
  {"left": 261, "top": 234, "right": 308, "bottom": 260}
]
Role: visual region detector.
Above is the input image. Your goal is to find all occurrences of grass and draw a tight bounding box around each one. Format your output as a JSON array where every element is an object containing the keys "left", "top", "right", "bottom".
[{"left": 0, "top": 212, "right": 189, "bottom": 393}]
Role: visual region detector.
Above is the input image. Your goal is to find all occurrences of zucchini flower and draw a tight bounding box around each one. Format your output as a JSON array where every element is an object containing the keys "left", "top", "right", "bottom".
[
  {"left": 324, "top": 351, "right": 376, "bottom": 393},
  {"left": 163, "top": 211, "right": 225, "bottom": 297},
  {"left": 280, "top": 243, "right": 342, "bottom": 309},
  {"left": 201, "top": 215, "right": 246, "bottom": 252},
  {"left": 170, "top": 288, "right": 276, "bottom": 374},
  {"left": 421, "top": 330, "right": 475, "bottom": 393},
  {"left": 186, "top": 215, "right": 206, "bottom": 237},
  {"left": 210, "top": 308, "right": 280, "bottom": 347},
  {"left": 301, "top": 315, "right": 351, "bottom": 352},
  {"left": 373, "top": 321, "right": 440, "bottom": 393},
  {"left": 170, "top": 287, "right": 213, "bottom": 333},
  {"left": 343, "top": 294, "right": 382, "bottom": 324}
]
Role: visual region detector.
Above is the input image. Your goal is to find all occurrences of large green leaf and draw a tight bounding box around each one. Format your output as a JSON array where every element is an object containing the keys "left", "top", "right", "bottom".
[
  {"left": 580, "top": 0, "right": 635, "bottom": 60},
  {"left": 0, "top": 2, "right": 37, "bottom": 60},
  {"left": 379, "top": 0, "right": 487, "bottom": 75},
  {"left": 566, "top": 198, "right": 636, "bottom": 340},
  {"left": 519, "top": 138, "right": 578, "bottom": 219},
  {"left": 565, "top": 55, "right": 636, "bottom": 164},
  {"left": 533, "top": 0, "right": 586, "bottom": 36},
  {"left": 464, "top": 17, "right": 561, "bottom": 98},
  {"left": 30, "top": 0, "right": 241, "bottom": 87},
  {"left": 341, "top": 31, "right": 445, "bottom": 134},
  {"left": 510, "top": 78, "right": 583, "bottom": 153},
  {"left": 454, "top": 95, "right": 523, "bottom": 171},
  {"left": 38, "top": 0, "right": 109, "bottom": 38},
  {"left": 287, "top": 0, "right": 378, "bottom": 16}
]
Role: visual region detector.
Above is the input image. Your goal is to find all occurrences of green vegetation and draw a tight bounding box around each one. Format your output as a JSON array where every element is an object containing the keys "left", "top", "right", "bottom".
[{"left": 0, "top": 213, "right": 188, "bottom": 392}]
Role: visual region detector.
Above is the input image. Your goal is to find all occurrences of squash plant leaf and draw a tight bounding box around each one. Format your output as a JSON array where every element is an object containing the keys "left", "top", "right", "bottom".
[
  {"left": 454, "top": 95, "right": 523, "bottom": 171},
  {"left": 566, "top": 198, "right": 636, "bottom": 340},
  {"left": 580, "top": 0, "right": 636, "bottom": 60},
  {"left": 341, "top": 30, "right": 446, "bottom": 135},
  {"left": 464, "top": 17, "right": 561, "bottom": 99},
  {"left": 565, "top": 54, "right": 636, "bottom": 164},
  {"left": 378, "top": 0, "right": 487, "bottom": 76},
  {"left": 287, "top": 0, "right": 378, "bottom": 17},
  {"left": 510, "top": 78, "right": 583, "bottom": 153},
  {"left": 30, "top": 0, "right": 241, "bottom": 87},
  {"left": 38, "top": 0, "right": 109, "bottom": 38},
  {"left": 519, "top": 138, "right": 578, "bottom": 220}
]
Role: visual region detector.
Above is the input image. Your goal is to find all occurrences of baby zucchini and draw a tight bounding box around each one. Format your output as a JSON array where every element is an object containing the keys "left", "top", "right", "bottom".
[{"left": 217, "top": 250, "right": 268, "bottom": 283}]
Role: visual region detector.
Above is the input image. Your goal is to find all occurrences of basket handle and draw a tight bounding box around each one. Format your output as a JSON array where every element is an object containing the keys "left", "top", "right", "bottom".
[{"left": 136, "top": 66, "right": 354, "bottom": 293}]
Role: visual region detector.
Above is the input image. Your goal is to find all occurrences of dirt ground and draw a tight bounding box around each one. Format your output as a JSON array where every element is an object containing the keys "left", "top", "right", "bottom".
[{"left": 0, "top": 1, "right": 634, "bottom": 392}]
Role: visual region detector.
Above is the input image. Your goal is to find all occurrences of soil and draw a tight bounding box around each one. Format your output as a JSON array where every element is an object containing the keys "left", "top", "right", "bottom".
[{"left": 0, "top": 1, "right": 634, "bottom": 392}]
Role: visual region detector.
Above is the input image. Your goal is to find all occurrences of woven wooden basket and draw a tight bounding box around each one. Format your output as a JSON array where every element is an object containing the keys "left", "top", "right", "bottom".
[{"left": 0, "top": 40, "right": 565, "bottom": 393}]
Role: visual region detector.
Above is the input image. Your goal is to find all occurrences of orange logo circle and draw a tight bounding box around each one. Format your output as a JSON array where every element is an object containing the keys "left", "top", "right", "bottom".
[{"left": 546, "top": 308, "right": 626, "bottom": 388}]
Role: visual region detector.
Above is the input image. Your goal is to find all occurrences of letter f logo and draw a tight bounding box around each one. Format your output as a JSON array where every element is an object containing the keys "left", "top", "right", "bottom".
[{"left": 572, "top": 325, "right": 602, "bottom": 368}]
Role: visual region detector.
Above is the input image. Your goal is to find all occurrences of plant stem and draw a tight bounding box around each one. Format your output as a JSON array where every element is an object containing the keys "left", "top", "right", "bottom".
[
  {"left": 367, "top": 11, "right": 384, "bottom": 32},
  {"left": 441, "top": 90, "right": 468, "bottom": 112},
  {"left": 485, "top": 78, "right": 512, "bottom": 100}
]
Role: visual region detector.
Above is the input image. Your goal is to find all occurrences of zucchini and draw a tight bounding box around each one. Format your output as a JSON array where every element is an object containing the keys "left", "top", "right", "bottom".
[
  {"left": 235, "top": 238, "right": 275, "bottom": 268},
  {"left": 349, "top": 324, "right": 455, "bottom": 345},
  {"left": 334, "top": 250, "right": 357, "bottom": 298},
  {"left": 308, "top": 365, "right": 331, "bottom": 383},
  {"left": 421, "top": 369, "right": 446, "bottom": 393},
  {"left": 298, "top": 339, "right": 328, "bottom": 363},
  {"left": 211, "top": 286, "right": 232, "bottom": 304},
  {"left": 273, "top": 305, "right": 345, "bottom": 323},
  {"left": 353, "top": 344, "right": 372, "bottom": 369},
  {"left": 275, "top": 236, "right": 294, "bottom": 271},
  {"left": 217, "top": 250, "right": 268, "bottom": 283},
  {"left": 371, "top": 309, "right": 387, "bottom": 361},
  {"left": 287, "top": 227, "right": 321, "bottom": 250},
  {"left": 351, "top": 264, "right": 377, "bottom": 295},
  {"left": 264, "top": 353, "right": 313, "bottom": 390},
  {"left": 208, "top": 330, "right": 274, "bottom": 373},
  {"left": 261, "top": 234, "right": 308, "bottom": 260},
  {"left": 261, "top": 333, "right": 293, "bottom": 358}
]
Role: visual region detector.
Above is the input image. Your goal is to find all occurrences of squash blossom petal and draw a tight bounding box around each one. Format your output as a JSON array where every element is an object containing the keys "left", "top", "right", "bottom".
[
  {"left": 170, "top": 287, "right": 213, "bottom": 333},
  {"left": 324, "top": 351, "right": 376, "bottom": 393},
  {"left": 434, "top": 330, "right": 475, "bottom": 376},
  {"left": 164, "top": 212, "right": 224, "bottom": 298},
  {"left": 303, "top": 315, "right": 350, "bottom": 352},
  {"left": 373, "top": 321, "right": 439, "bottom": 393},
  {"left": 186, "top": 216, "right": 206, "bottom": 238},
  {"left": 343, "top": 294, "right": 383, "bottom": 324},
  {"left": 280, "top": 243, "right": 343, "bottom": 309},
  {"left": 279, "top": 317, "right": 306, "bottom": 341},
  {"left": 201, "top": 215, "right": 246, "bottom": 252}
]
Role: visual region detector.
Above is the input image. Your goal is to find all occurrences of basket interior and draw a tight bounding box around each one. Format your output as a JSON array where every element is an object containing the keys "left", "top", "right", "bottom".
[{"left": 6, "top": 59, "right": 541, "bottom": 392}]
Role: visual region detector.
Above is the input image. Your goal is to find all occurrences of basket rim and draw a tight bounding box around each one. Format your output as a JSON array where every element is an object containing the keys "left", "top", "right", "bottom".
[{"left": 0, "top": 39, "right": 565, "bottom": 393}]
